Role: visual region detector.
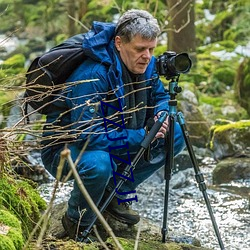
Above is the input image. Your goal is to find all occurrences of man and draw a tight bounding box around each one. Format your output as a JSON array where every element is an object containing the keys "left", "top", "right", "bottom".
[{"left": 41, "top": 9, "right": 185, "bottom": 241}]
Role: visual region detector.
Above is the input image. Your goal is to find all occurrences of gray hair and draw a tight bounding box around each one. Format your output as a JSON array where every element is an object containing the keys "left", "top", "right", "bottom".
[{"left": 115, "top": 9, "right": 160, "bottom": 43}]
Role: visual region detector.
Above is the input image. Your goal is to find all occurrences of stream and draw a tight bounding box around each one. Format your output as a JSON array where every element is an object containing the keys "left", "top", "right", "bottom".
[{"left": 38, "top": 155, "right": 250, "bottom": 250}]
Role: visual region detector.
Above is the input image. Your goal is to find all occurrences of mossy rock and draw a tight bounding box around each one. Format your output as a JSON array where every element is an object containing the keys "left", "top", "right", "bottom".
[
  {"left": 28, "top": 237, "right": 211, "bottom": 250},
  {"left": 0, "top": 209, "right": 24, "bottom": 250},
  {"left": 106, "top": 237, "right": 210, "bottom": 250},
  {"left": 0, "top": 174, "right": 47, "bottom": 239}
]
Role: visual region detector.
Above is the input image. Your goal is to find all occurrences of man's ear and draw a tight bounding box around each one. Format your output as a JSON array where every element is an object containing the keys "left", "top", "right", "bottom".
[{"left": 115, "top": 36, "right": 122, "bottom": 51}]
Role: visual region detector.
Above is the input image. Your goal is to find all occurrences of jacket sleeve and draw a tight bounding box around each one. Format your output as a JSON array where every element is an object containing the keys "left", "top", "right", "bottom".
[{"left": 65, "top": 61, "right": 146, "bottom": 153}]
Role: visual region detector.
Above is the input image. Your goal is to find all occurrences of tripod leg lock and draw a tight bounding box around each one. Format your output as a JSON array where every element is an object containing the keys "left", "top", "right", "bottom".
[{"left": 195, "top": 173, "right": 207, "bottom": 192}]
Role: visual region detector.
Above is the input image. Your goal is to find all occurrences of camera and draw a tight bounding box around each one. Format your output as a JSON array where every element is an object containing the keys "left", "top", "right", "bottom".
[{"left": 156, "top": 51, "right": 192, "bottom": 79}]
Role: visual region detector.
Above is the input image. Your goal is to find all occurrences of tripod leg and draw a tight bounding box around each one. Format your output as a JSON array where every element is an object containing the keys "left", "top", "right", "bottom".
[
  {"left": 162, "top": 114, "right": 175, "bottom": 243},
  {"left": 177, "top": 112, "right": 225, "bottom": 250}
]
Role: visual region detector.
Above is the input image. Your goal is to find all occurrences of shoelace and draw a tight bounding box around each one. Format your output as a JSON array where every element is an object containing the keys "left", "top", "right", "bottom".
[{"left": 122, "top": 200, "right": 132, "bottom": 209}]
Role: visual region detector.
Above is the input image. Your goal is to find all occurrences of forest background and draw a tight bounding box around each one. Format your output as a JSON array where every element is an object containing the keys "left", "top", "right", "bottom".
[{"left": 0, "top": 0, "right": 250, "bottom": 126}]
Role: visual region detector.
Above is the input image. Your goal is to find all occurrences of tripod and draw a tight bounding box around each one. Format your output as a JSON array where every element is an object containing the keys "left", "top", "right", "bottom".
[
  {"left": 161, "top": 77, "right": 225, "bottom": 249},
  {"left": 82, "top": 77, "right": 225, "bottom": 250}
]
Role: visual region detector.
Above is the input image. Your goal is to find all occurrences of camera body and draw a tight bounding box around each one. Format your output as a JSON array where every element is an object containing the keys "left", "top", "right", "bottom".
[{"left": 156, "top": 51, "right": 192, "bottom": 79}]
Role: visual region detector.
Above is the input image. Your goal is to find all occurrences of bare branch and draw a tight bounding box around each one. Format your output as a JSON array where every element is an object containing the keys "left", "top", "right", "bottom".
[{"left": 62, "top": 148, "right": 124, "bottom": 250}]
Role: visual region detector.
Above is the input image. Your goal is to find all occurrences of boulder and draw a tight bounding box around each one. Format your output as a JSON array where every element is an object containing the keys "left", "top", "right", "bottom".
[
  {"left": 41, "top": 201, "right": 212, "bottom": 250},
  {"left": 213, "top": 157, "right": 250, "bottom": 184},
  {"left": 209, "top": 119, "right": 250, "bottom": 160},
  {"left": 209, "top": 119, "right": 250, "bottom": 184}
]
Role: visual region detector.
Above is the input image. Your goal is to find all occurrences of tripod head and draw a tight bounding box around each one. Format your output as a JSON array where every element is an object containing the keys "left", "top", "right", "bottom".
[{"left": 168, "top": 76, "right": 182, "bottom": 100}]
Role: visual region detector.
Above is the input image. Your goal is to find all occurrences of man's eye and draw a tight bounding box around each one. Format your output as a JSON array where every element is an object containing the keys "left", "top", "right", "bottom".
[{"left": 136, "top": 48, "right": 144, "bottom": 52}]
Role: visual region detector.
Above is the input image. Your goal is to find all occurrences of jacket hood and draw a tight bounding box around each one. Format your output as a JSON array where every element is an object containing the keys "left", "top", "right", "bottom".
[{"left": 82, "top": 21, "right": 116, "bottom": 65}]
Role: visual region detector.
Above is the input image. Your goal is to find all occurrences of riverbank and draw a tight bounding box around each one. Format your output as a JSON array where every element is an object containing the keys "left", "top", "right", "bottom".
[{"left": 38, "top": 155, "right": 250, "bottom": 250}]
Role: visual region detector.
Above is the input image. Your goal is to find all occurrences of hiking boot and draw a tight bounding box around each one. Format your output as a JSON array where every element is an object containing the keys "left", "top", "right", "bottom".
[
  {"left": 105, "top": 198, "right": 140, "bottom": 225},
  {"left": 61, "top": 213, "right": 97, "bottom": 243}
]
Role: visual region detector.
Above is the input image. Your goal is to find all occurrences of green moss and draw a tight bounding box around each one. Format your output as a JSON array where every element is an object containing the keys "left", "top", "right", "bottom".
[
  {"left": 199, "top": 95, "right": 224, "bottom": 107},
  {"left": 7, "top": 228, "right": 24, "bottom": 249},
  {"left": 0, "top": 209, "right": 21, "bottom": 229},
  {"left": 213, "top": 67, "right": 235, "bottom": 86},
  {"left": 217, "top": 40, "right": 237, "bottom": 51},
  {"left": 0, "top": 175, "right": 47, "bottom": 239},
  {"left": 213, "top": 120, "right": 250, "bottom": 133},
  {"left": 209, "top": 120, "right": 250, "bottom": 150},
  {"left": 0, "top": 54, "right": 26, "bottom": 87},
  {"left": 0, "top": 209, "right": 24, "bottom": 249},
  {"left": 0, "top": 235, "right": 16, "bottom": 250},
  {"left": 105, "top": 237, "right": 206, "bottom": 250},
  {"left": 1, "top": 54, "right": 25, "bottom": 69}
]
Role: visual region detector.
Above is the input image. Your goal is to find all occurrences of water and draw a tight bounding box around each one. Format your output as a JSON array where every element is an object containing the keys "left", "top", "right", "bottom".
[
  {"left": 38, "top": 157, "right": 250, "bottom": 250},
  {"left": 131, "top": 158, "right": 250, "bottom": 250}
]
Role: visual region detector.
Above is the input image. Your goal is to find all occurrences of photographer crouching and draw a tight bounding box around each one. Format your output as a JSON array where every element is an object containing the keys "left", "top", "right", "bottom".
[{"left": 41, "top": 9, "right": 187, "bottom": 242}]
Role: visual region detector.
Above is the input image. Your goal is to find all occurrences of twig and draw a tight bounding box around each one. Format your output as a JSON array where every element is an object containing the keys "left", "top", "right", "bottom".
[
  {"left": 68, "top": 14, "right": 89, "bottom": 31},
  {"left": 61, "top": 148, "right": 124, "bottom": 250},
  {"left": 22, "top": 154, "right": 66, "bottom": 249},
  {"left": 134, "top": 217, "right": 142, "bottom": 250}
]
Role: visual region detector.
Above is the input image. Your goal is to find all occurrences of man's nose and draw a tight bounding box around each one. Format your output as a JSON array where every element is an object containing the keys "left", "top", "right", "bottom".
[{"left": 142, "top": 49, "right": 151, "bottom": 59}]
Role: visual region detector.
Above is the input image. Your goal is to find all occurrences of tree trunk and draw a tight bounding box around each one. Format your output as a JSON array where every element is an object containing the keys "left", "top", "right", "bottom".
[
  {"left": 78, "top": 0, "right": 88, "bottom": 20},
  {"left": 67, "top": 0, "right": 76, "bottom": 36},
  {"left": 167, "top": 0, "right": 196, "bottom": 62}
]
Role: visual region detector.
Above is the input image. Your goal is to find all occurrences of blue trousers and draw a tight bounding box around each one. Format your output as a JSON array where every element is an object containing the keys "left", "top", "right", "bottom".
[{"left": 41, "top": 122, "right": 185, "bottom": 226}]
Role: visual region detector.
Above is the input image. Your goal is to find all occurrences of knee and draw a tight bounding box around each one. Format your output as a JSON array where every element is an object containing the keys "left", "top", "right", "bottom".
[{"left": 77, "top": 150, "right": 114, "bottom": 181}]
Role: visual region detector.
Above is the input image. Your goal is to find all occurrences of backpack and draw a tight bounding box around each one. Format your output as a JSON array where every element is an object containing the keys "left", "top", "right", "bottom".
[{"left": 24, "top": 34, "right": 87, "bottom": 115}]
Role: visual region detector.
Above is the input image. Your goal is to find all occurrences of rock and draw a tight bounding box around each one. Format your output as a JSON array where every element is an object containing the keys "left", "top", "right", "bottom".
[
  {"left": 213, "top": 157, "right": 250, "bottom": 184},
  {"left": 43, "top": 201, "right": 212, "bottom": 250},
  {"left": 209, "top": 120, "right": 250, "bottom": 160},
  {"left": 170, "top": 168, "right": 193, "bottom": 189},
  {"left": 179, "top": 100, "right": 211, "bottom": 148}
]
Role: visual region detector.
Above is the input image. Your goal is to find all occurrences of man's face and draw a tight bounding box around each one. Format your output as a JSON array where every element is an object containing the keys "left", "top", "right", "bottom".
[{"left": 115, "top": 35, "right": 157, "bottom": 74}]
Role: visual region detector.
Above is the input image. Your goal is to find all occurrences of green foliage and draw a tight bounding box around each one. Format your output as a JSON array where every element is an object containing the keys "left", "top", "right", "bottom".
[{"left": 196, "top": 0, "right": 250, "bottom": 47}]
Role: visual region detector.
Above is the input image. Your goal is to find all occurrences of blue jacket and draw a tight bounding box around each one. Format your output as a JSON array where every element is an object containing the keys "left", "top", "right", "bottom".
[{"left": 44, "top": 21, "right": 170, "bottom": 153}]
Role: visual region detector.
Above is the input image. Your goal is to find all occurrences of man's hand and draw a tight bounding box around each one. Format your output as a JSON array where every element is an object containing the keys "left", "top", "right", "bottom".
[{"left": 154, "top": 111, "right": 169, "bottom": 139}]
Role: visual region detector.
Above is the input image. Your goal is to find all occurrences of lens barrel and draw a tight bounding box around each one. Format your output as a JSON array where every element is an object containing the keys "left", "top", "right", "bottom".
[{"left": 156, "top": 51, "right": 192, "bottom": 79}]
